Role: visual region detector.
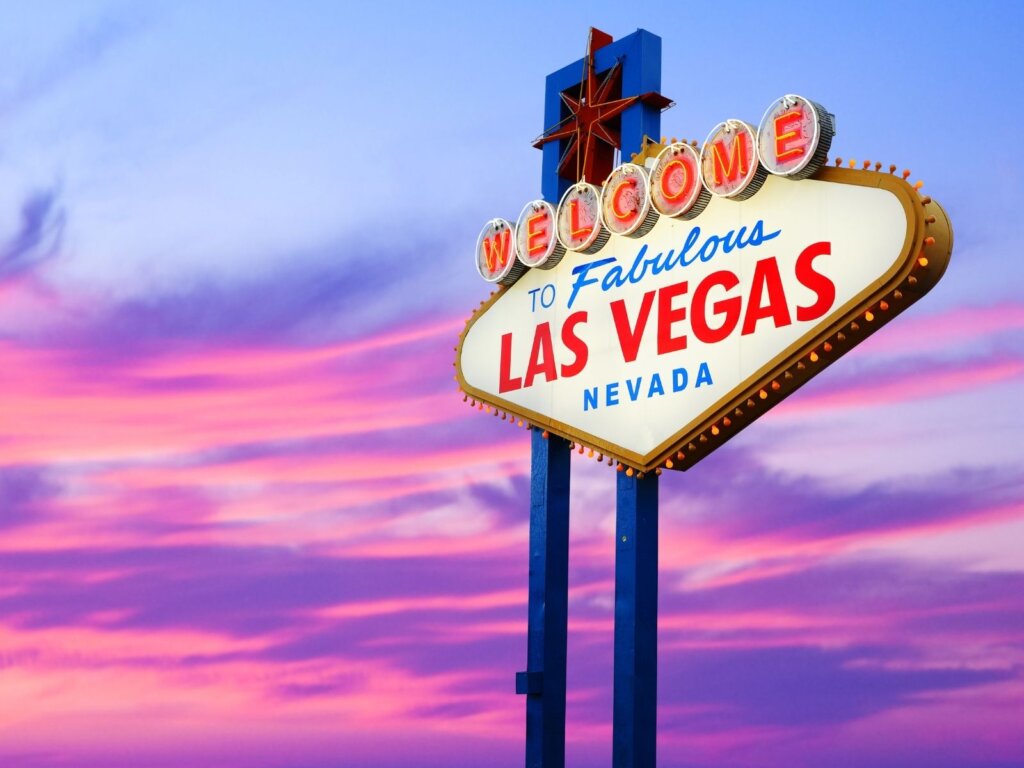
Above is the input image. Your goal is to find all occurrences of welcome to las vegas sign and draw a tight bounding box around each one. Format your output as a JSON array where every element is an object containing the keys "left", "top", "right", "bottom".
[{"left": 456, "top": 94, "right": 953, "bottom": 475}]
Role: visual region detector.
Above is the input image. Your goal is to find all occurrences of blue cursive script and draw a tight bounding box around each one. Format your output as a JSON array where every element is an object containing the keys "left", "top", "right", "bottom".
[{"left": 567, "top": 219, "right": 781, "bottom": 309}]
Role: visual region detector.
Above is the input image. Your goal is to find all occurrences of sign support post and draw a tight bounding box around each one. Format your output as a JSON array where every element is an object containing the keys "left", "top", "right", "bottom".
[
  {"left": 518, "top": 429, "right": 571, "bottom": 768},
  {"left": 613, "top": 472, "right": 659, "bottom": 768},
  {"left": 520, "top": 28, "right": 666, "bottom": 768}
]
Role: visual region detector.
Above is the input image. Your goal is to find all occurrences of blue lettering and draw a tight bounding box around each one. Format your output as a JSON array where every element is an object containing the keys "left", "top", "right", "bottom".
[
  {"left": 602, "top": 263, "right": 626, "bottom": 291},
  {"left": 696, "top": 362, "right": 713, "bottom": 388},
  {"left": 606, "top": 381, "right": 619, "bottom": 406},
  {"left": 648, "top": 373, "right": 664, "bottom": 398},
  {"left": 571, "top": 221, "right": 782, "bottom": 305},
  {"left": 673, "top": 367, "right": 688, "bottom": 391},
  {"left": 698, "top": 235, "right": 720, "bottom": 262},
  {"left": 679, "top": 226, "right": 703, "bottom": 266},
  {"left": 625, "top": 245, "right": 650, "bottom": 284},
  {"left": 626, "top": 377, "right": 642, "bottom": 401},
  {"left": 583, "top": 387, "right": 598, "bottom": 411},
  {"left": 568, "top": 257, "right": 616, "bottom": 309}
]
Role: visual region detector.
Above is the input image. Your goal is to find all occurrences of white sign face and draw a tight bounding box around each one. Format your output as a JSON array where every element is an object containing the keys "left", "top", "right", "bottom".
[{"left": 457, "top": 168, "right": 947, "bottom": 470}]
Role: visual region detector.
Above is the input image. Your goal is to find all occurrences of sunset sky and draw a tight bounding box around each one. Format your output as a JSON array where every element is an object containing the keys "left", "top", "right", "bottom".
[{"left": 1, "top": 3, "right": 1022, "bottom": 767}]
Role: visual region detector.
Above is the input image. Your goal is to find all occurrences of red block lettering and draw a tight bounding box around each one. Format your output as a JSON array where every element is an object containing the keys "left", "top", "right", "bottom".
[
  {"left": 691, "top": 270, "right": 741, "bottom": 344},
  {"left": 610, "top": 291, "right": 655, "bottom": 363},
  {"left": 795, "top": 241, "right": 835, "bottom": 321},
  {"left": 657, "top": 280, "right": 689, "bottom": 354},
  {"left": 560, "top": 311, "right": 589, "bottom": 378},
  {"left": 498, "top": 332, "right": 522, "bottom": 393},
  {"left": 523, "top": 322, "right": 557, "bottom": 388},
  {"left": 742, "top": 257, "right": 792, "bottom": 335}
]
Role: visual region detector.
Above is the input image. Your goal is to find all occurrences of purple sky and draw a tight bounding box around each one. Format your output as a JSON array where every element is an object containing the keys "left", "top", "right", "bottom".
[{"left": 0, "top": 3, "right": 1022, "bottom": 767}]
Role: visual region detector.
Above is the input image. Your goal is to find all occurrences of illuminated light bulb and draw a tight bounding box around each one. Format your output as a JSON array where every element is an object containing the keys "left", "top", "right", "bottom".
[
  {"left": 849, "top": 158, "right": 857, "bottom": 168},
  {"left": 902, "top": 169, "right": 911, "bottom": 180},
  {"left": 889, "top": 164, "right": 897, "bottom": 174},
  {"left": 617, "top": 463, "right": 624, "bottom": 472},
  {"left": 484, "top": 405, "right": 491, "bottom": 413},
  {"left": 865, "top": 311, "right": 875, "bottom": 322},
  {"left": 759, "top": 389, "right": 768, "bottom": 400},
  {"left": 823, "top": 342, "right": 833, "bottom": 353},
  {"left": 914, "top": 180, "right": 924, "bottom": 190},
  {"left": 810, "top": 351, "right": 819, "bottom": 363},
  {"left": 771, "top": 380, "right": 781, "bottom": 391},
  {"left": 918, "top": 256, "right": 929, "bottom": 267},
  {"left": 924, "top": 236, "right": 936, "bottom": 246},
  {"left": 588, "top": 448, "right": 594, "bottom": 458},
  {"left": 542, "top": 430, "right": 549, "bottom": 439},
  {"left": 626, "top": 467, "right": 634, "bottom": 477},
  {"left": 665, "top": 458, "right": 674, "bottom": 469},
  {"left": 880, "top": 301, "right": 889, "bottom": 311},
  {"left": 723, "top": 417, "right": 732, "bottom": 427},
  {"left": 711, "top": 425, "right": 720, "bottom": 436},
  {"left": 661, "top": 136, "right": 667, "bottom": 144},
  {"left": 517, "top": 419, "right": 524, "bottom": 427}
]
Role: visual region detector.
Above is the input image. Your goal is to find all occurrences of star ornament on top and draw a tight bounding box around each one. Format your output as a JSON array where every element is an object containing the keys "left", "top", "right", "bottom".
[{"left": 532, "top": 28, "right": 674, "bottom": 185}]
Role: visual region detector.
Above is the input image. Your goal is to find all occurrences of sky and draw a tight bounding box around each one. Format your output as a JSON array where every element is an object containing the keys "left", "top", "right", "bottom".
[{"left": 0, "top": 2, "right": 1022, "bottom": 767}]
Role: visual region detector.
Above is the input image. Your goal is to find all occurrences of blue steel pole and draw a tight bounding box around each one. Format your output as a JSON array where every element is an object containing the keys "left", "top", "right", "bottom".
[
  {"left": 613, "top": 471, "right": 659, "bottom": 768},
  {"left": 517, "top": 428, "right": 571, "bottom": 768}
]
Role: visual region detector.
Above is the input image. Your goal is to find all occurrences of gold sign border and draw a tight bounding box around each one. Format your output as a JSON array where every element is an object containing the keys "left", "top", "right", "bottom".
[{"left": 455, "top": 167, "right": 953, "bottom": 474}]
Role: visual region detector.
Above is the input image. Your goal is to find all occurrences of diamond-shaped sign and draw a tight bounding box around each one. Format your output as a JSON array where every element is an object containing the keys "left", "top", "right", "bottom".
[{"left": 456, "top": 167, "right": 951, "bottom": 473}]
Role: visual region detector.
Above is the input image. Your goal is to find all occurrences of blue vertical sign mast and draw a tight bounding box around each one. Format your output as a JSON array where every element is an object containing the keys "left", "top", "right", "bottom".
[{"left": 514, "top": 28, "right": 670, "bottom": 768}]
